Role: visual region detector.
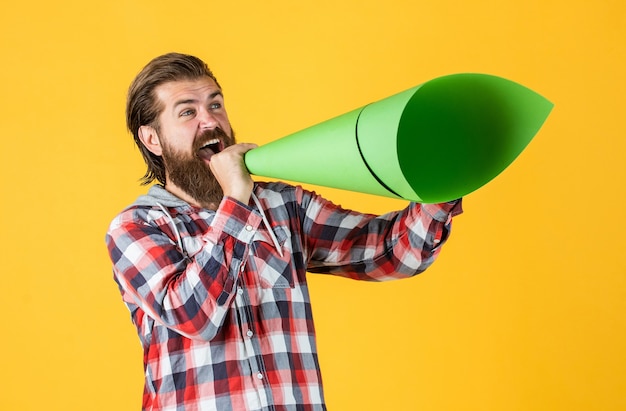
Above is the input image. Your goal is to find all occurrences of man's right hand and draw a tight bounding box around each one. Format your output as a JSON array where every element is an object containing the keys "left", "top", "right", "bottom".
[{"left": 209, "top": 143, "right": 258, "bottom": 205}]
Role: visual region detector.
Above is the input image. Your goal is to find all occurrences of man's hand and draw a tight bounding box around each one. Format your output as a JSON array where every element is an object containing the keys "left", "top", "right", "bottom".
[{"left": 209, "top": 143, "right": 258, "bottom": 205}]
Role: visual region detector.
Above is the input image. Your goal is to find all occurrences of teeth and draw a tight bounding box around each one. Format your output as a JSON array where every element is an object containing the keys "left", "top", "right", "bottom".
[{"left": 202, "top": 138, "right": 220, "bottom": 148}]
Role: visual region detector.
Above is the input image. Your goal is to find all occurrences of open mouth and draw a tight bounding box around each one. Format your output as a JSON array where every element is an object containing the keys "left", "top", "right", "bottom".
[{"left": 197, "top": 138, "right": 222, "bottom": 161}]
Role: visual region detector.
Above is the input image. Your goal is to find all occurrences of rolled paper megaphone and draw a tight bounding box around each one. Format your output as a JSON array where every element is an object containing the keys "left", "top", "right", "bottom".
[{"left": 244, "top": 73, "right": 553, "bottom": 203}]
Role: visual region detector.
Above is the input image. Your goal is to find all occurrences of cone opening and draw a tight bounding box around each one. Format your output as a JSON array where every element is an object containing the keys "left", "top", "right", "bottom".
[{"left": 395, "top": 74, "right": 553, "bottom": 202}]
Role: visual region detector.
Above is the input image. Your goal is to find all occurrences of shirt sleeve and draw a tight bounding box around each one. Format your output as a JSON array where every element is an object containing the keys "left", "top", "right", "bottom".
[
  {"left": 105, "top": 197, "right": 262, "bottom": 341},
  {"left": 300, "top": 189, "right": 463, "bottom": 280}
]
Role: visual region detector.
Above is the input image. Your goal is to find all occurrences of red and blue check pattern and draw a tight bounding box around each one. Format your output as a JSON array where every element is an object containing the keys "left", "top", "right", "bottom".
[{"left": 106, "top": 182, "right": 461, "bottom": 410}]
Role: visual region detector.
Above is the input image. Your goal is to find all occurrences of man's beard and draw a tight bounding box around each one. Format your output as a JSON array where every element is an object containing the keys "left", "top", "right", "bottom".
[{"left": 161, "top": 127, "right": 235, "bottom": 207}]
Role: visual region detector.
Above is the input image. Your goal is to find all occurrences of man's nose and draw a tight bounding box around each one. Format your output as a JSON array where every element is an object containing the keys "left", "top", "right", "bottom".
[{"left": 198, "top": 108, "right": 219, "bottom": 129}]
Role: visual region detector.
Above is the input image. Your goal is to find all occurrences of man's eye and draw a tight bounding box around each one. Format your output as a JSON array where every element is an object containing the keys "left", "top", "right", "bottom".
[
  {"left": 180, "top": 109, "right": 195, "bottom": 117},
  {"left": 210, "top": 102, "right": 222, "bottom": 110}
]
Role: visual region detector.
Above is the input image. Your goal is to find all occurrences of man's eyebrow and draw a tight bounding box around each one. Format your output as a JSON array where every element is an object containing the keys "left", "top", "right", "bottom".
[
  {"left": 173, "top": 98, "right": 197, "bottom": 108},
  {"left": 173, "top": 91, "right": 223, "bottom": 109},
  {"left": 209, "top": 90, "right": 223, "bottom": 99}
]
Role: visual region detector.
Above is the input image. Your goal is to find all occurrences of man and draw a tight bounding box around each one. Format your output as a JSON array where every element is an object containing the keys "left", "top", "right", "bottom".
[{"left": 106, "top": 52, "right": 462, "bottom": 411}]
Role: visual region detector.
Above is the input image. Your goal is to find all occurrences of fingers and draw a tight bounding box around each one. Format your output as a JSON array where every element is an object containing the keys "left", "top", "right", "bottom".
[{"left": 229, "top": 143, "right": 258, "bottom": 153}]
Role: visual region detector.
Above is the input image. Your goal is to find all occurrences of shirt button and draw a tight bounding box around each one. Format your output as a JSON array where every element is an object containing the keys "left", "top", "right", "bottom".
[
  {"left": 245, "top": 225, "right": 253, "bottom": 232},
  {"left": 246, "top": 330, "right": 254, "bottom": 337},
  {"left": 256, "top": 372, "right": 263, "bottom": 380},
  {"left": 237, "top": 288, "right": 243, "bottom": 296}
]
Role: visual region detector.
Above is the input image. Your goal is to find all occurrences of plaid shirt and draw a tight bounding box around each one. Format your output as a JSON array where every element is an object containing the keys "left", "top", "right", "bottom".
[{"left": 106, "top": 182, "right": 462, "bottom": 411}]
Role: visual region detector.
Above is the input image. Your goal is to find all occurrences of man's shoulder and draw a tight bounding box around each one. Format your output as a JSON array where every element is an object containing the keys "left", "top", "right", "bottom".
[
  {"left": 255, "top": 180, "right": 294, "bottom": 194},
  {"left": 107, "top": 202, "right": 155, "bottom": 231},
  {"left": 254, "top": 181, "right": 308, "bottom": 210},
  {"left": 108, "top": 185, "right": 186, "bottom": 229}
]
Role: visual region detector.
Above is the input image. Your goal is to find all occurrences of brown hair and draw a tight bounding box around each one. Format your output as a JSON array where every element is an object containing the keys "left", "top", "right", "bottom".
[{"left": 126, "top": 52, "right": 221, "bottom": 185}]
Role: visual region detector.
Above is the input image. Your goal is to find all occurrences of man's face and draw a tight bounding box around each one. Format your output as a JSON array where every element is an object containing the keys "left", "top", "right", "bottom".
[{"left": 153, "top": 77, "right": 235, "bottom": 205}]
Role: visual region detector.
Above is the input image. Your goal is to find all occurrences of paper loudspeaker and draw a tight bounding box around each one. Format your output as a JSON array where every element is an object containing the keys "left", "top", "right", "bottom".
[{"left": 244, "top": 73, "right": 553, "bottom": 203}]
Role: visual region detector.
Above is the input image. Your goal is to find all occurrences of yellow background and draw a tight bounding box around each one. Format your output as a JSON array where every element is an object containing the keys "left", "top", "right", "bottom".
[{"left": 1, "top": 1, "right": 624, "bottom": 410}]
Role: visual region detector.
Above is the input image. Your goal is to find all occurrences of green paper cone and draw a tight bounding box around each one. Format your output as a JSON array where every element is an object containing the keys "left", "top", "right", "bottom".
[{"left": 244, "top": 73, "right": 553, "bottom": 203}]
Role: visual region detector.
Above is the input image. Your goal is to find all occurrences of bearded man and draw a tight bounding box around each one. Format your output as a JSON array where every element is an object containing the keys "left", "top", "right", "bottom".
[{"left": 106, "top": 52, "right": 462, "bottom": 411}]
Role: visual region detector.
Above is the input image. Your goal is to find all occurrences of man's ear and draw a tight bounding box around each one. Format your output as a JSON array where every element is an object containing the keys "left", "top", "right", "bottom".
[{"left": 138, "top": 125, "right": 163, "bottom": 156}]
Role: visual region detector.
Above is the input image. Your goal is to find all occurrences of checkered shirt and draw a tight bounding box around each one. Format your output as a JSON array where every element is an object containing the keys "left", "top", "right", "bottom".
[{"left": 106, "top": 182, "right": 462, "bottom": 411}]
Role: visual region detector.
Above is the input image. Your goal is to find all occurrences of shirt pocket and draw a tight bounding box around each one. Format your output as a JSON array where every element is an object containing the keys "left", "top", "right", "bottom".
[{"left": 249, "top": 225, "right": 295, "bottom": 289}]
